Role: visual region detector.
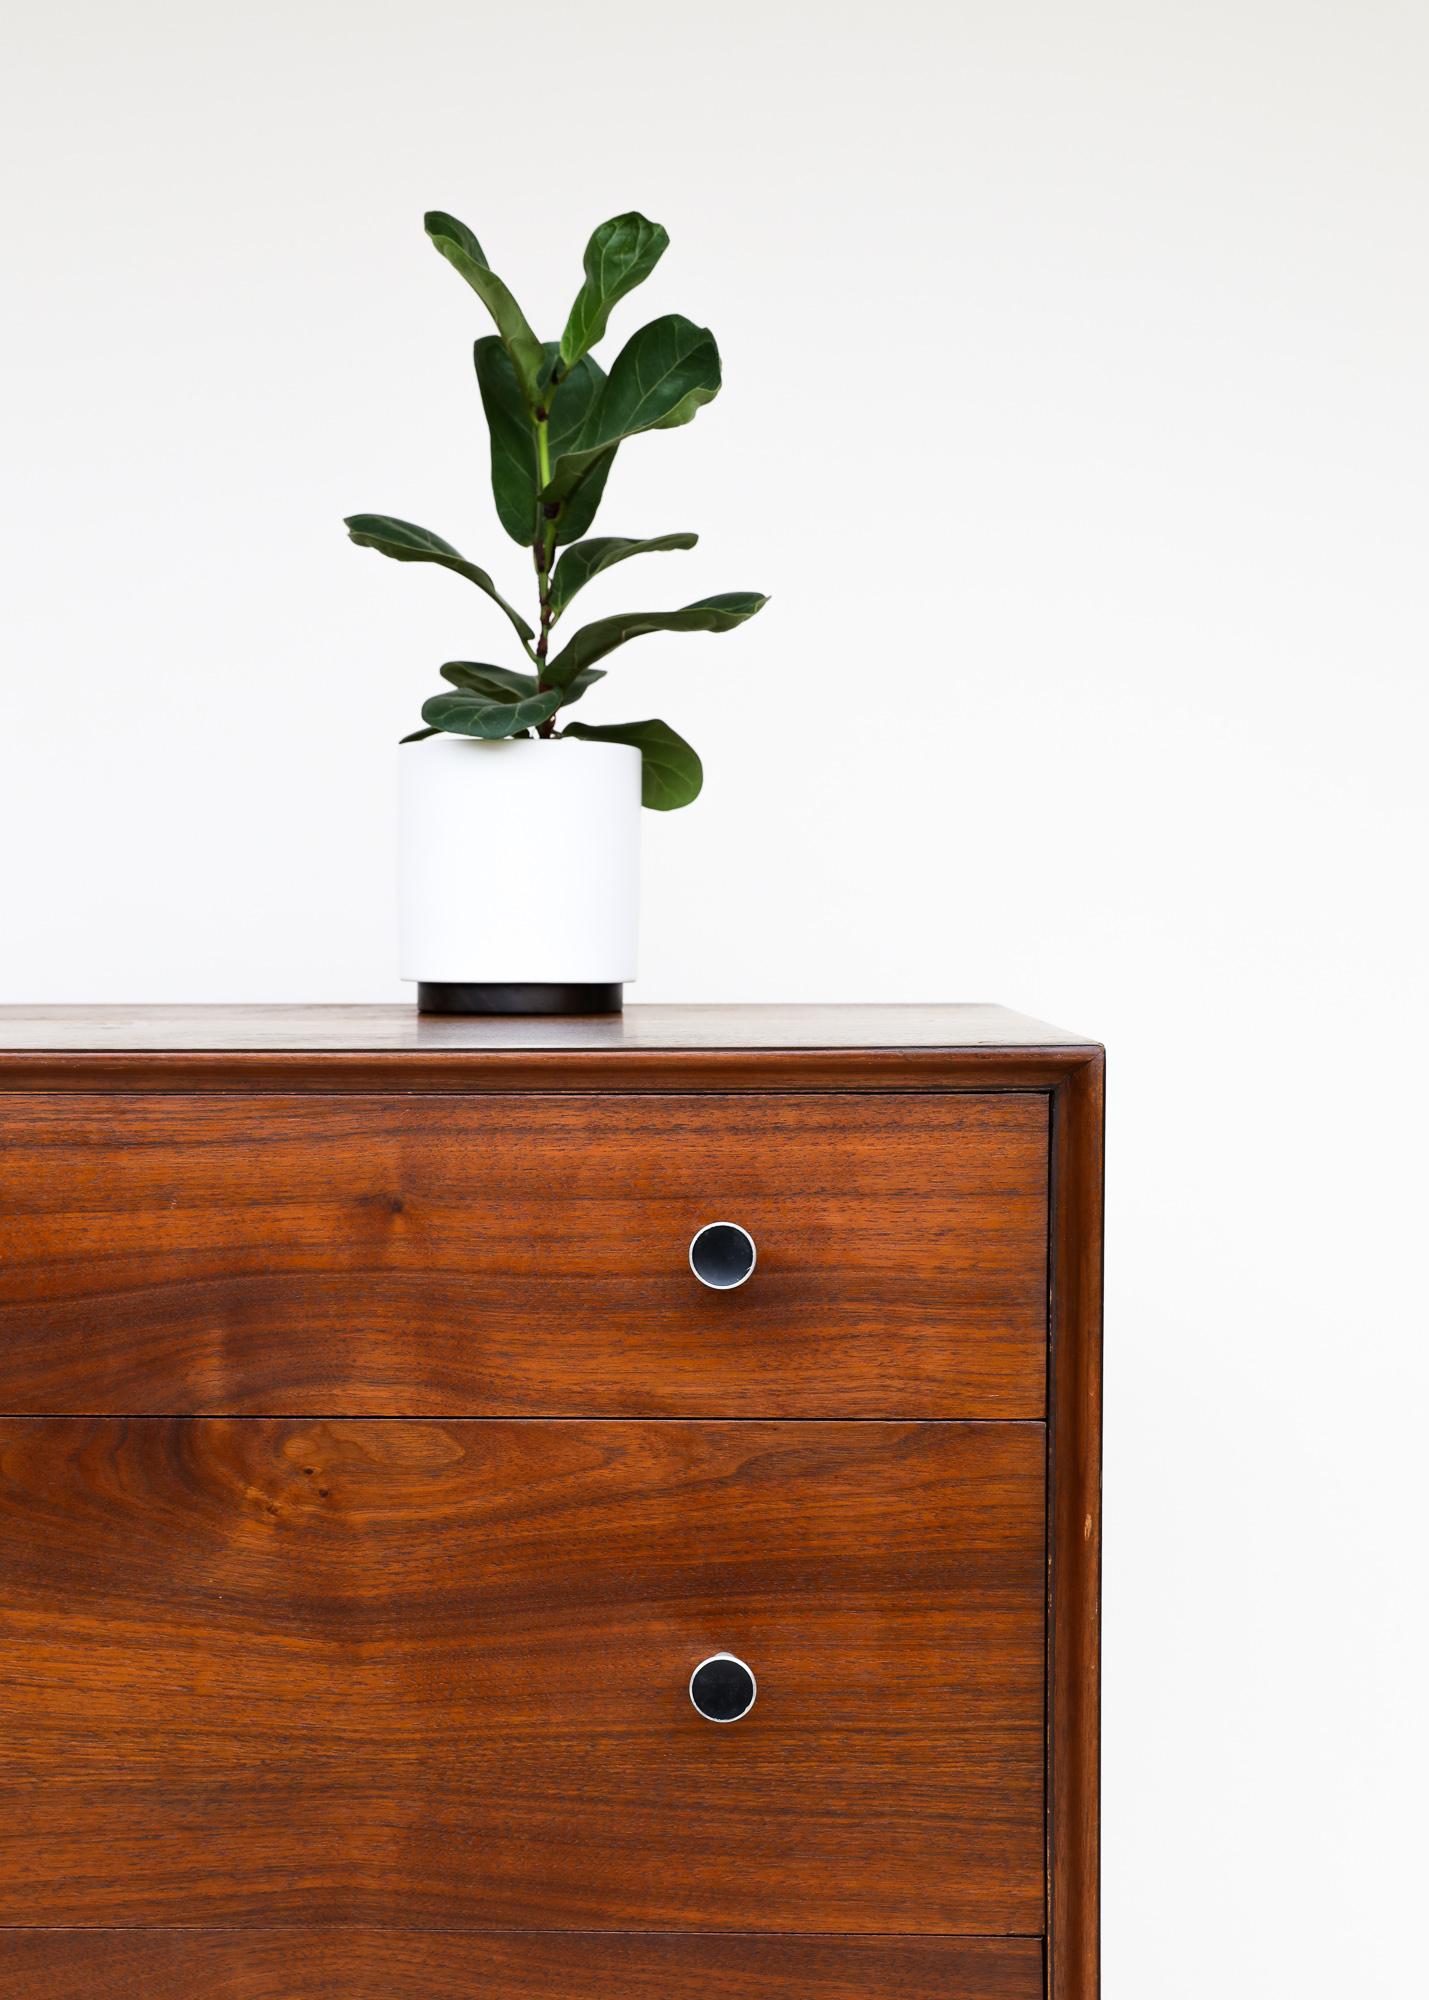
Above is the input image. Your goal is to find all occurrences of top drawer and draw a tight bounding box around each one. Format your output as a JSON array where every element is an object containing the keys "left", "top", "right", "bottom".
[{"left": 0, "top": 1091, "right": 1047, "bottom": 1417}]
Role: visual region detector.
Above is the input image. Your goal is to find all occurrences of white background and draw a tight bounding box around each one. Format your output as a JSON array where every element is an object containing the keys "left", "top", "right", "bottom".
[{"left": 2, "top": 2, "right": 1426, "bottom": 1991}]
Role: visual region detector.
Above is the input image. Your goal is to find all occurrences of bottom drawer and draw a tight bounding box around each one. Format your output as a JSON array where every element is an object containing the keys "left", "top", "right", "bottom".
[
  {"left": 0, "top": 1418, "right": 1045, "bottom": 1938},
  {"left": 0, "top": 1930, "right": 1045, "bottom": 1998}
]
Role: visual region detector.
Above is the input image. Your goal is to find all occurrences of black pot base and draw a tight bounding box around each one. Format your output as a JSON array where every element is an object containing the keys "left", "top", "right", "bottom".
[{"left": 417, "top": 981, "right": 624, "bottom": 1017}]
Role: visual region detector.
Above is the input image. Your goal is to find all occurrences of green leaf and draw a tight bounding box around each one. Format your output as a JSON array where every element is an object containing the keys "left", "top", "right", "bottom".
[
  {"left": 541, "top": 316, "right": 722, "bottom": 522},
  {"left": 544, "top": 590, "right": 768, "bottom": 689},
  {"left": 439, "top": 660, "right": 606, "bottom": 708},
  {"left": 474, "top": 338, "right": 615, "bottom": 548},
  {"left": 421, "top": 687, "right": 564, "bottom": 738},
  {"left": 344, "top": 515, "right": 534, "bottom": 645},
  {"left": 425, "top": 211, "right": 544, "bottom": 407},
  {"left": 597, "top": 315, "right": 722, "bottom": 437},
  {"left": 399, "top": 725, "right": 439, "bottom": 744},
  {"left": 471, "top": 339, "right": 538, "bottom": 546},
  {"left": 439, "top": 661, "right": 538, "bottom": 699},
  {"left": 545, "top": 349, "right": 615, "bottom": 546},
  {"left": 562, "top": 718, "right": 703, "bottom": 811},
  {"left": 559, "top": 213, "right": 669, "bottom": 372},
  {"left": 550, "top": 533, "right": 697, "bottom": 618}
]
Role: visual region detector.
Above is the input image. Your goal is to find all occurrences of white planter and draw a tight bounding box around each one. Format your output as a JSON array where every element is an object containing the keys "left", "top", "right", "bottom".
[{"left": 398, "top": 735, "right": 641, "bottom": 1011}]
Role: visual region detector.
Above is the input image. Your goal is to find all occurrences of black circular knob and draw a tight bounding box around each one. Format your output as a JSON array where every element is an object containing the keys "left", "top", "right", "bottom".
[
  {"left": 689, "top": 1652, "right": 757, "bottom": 1723},
  {"left": 689, "top": 1221, "right": 757, "bottom": 1291}
]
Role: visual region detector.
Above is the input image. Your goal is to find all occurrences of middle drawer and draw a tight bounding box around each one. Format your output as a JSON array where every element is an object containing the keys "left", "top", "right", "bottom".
[{"left": 0, "top": 1416, "right": 1046, "bottom": 1935}]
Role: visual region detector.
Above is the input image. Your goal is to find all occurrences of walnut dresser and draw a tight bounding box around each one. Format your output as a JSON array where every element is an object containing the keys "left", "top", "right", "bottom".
[{"left": 0, "top": 1005, "right": 1103, "bottom": 2000}]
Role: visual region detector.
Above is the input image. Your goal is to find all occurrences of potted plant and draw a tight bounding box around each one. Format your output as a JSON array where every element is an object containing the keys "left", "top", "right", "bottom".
[{"left": 347, "top": 210, "right": 767, "bottom": 1015}]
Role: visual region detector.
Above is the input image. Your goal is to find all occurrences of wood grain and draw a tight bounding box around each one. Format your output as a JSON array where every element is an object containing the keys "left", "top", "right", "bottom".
[
  {"left": 0, "top": 1005, "right": 1100, "bottom": 1094},
  {"left": 0, "top": 1092, "right": 1047, "bottom": 1417},
  {"left": 1047, "top": 1052, "right": 1104, "bottom": 2000},
  {"left": 0, "top": 1002, "right": 1095, "bottom": 1051},
  {"left": 0, "top": 1008, "right": 1102, "bottom": 1983},
  {"left": 0, "top": 1418, "right": 1046, "bottom": 1934},
  {"left": 0, "top": 1930, "right": 1045, "bottom": 2000}
]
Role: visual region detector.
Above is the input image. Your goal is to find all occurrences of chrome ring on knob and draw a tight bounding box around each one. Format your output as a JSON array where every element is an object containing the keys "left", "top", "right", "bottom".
[
  {"left": 689, "top": 1652, "right": 757, "bottom": 1723},
  {"left": 688, "top": 1221, "right": 757, "bottom": 1291}
]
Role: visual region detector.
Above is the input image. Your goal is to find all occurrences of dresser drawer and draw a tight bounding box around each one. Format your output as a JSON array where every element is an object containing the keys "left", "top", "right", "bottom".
[
  {"left": 0, "top": 1417, "right": 1046, "bottom": 1935},
  {"left": 0, "top": 1932, "right": 1046, "bottom": 2000},
  {"left": 0, "top": 1092, "right": 1048, "bottom": 1417}
]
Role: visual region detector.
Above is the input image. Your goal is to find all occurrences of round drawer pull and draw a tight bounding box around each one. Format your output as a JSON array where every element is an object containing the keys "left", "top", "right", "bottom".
[
  {"left": 689, "top": 1652, "right": 757, "bottom": 1723},
  {"left": 688, "top": 1221, "right": 757, "bottom": 1291}
]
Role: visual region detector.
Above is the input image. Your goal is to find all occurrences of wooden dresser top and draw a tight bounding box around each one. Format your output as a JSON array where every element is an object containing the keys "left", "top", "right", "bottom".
[{"left": 0, "top": 1002, "right": 1096, "bottom": 1054}]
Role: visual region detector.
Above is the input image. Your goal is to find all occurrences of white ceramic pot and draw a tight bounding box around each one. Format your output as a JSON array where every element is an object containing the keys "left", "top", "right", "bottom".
[{"left": 398, "top": 735, "right": 641, "bottom": 1012}]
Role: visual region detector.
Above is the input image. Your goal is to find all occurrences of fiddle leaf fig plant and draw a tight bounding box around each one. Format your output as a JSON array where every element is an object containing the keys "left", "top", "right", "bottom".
[{"left": 345, "top": 209, "right": 767, "bottom": 809}]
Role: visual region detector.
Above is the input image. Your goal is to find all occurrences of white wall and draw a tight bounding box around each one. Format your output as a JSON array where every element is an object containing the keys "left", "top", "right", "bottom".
[{"left": 2, "top": 2, "right": 1426, "bottom": 1991}]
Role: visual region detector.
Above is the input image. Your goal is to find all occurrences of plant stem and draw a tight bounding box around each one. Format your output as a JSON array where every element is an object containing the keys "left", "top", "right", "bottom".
[{"left": 531, "top": 404, "right": 559, "bottom": 733}]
